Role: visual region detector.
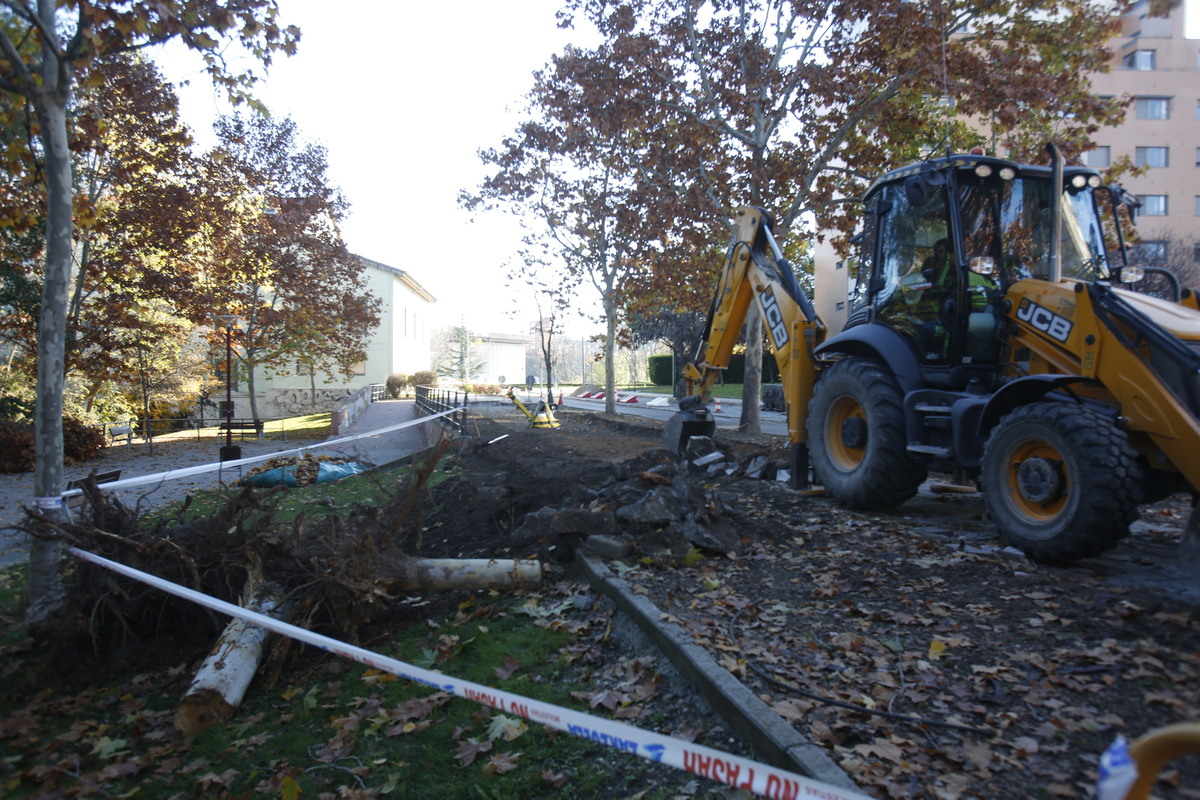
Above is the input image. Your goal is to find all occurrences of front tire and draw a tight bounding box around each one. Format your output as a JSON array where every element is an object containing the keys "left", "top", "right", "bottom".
[
  {"left": 807, "top": 358, "right": 926, "bottom": 509},
  {"left": 980, "top": 402, "right": 1141, "bottom": 562}
]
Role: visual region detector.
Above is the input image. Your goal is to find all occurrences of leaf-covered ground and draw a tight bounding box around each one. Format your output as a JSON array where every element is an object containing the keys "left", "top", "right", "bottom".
[
  {"left": 4, "top": 405, "right": 1199, "bottom": 799},
  {"left": 616, "top": 477, "right": 1200, "bottom": 799},
  {"left": 0, "top": 569, "right": 750, "bottom": 799},
  {"left": 435, "top": 407, "right": 1200, "bottom": 799}
]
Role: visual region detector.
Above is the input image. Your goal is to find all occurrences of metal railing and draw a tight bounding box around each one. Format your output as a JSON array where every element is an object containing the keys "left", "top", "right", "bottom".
[{"left": 414, "top": 385, "right": 469, "bottom": 437}]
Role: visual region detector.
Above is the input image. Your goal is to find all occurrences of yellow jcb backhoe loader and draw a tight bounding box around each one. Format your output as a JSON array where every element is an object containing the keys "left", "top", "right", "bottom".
[{"left": 670, "top": 145, "right": 1200, "bottom": 566}]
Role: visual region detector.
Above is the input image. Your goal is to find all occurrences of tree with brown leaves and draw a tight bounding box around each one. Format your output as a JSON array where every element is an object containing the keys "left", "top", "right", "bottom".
[{"left": 0, "top": 0, "right": 298, "bottom": 629}]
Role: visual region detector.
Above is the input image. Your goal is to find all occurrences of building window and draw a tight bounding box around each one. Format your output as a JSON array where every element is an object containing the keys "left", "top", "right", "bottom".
[
  {"left": 1138, "top": 195, "right": 1168, "bottom": 216},
  {"left": 351, "top": 360, "right": 367, "bottom": 376},
  {"left": 1135, "top": 96, "right": 1170, "bottom": 120},
  {"left": 1083, "top": 147, "right": 1111, "bottom": 168},
  {"left": 1123, "top": 49, "right": 1156, "bottom": 70},
  {"left": 1135, "top": 146, "right": 1169, "bottom": 168},
  {"left": 1194, "top": 243, "right": 1200, "bottom": 264},
  {"left": 1195, "top": 196, "right": 1200, "bottom": 216},
  {"left": 296, "top": 361, "right": 314, "bottom": 375},
  {"left": 1133, "top": 240, "right": 1167, "bottom": 265}
]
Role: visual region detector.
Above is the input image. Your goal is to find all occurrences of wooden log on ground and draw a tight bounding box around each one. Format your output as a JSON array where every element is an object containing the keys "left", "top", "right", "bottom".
[
  {"left": 398, "top": 558, "right": 543, "bottom": 591},
  {"left": 173, "top": 578, "right": 288, "bottom": 737},
  {"left": 173, "top": 558, "right": 541, "bottom": 736}
]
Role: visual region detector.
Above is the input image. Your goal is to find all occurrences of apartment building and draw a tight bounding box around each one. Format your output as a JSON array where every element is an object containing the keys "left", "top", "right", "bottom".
[{"left": 1086, "top": 0, "right": 1200, "bottom": 272}]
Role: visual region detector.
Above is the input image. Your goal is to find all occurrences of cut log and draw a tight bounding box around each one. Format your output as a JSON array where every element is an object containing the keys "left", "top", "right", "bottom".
[
  {"left": 173, "top": 558, "right": 541, "bottom": 736},
  {"left": 174, "top": 578, "right": 288, "bottom": 737},
  {"left": 398, "top": 558, "right": 543, "bottom": 591}
]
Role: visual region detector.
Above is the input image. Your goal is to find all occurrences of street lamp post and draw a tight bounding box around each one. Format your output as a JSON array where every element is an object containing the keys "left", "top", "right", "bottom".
[{"left": 218, "top": 314, "right": 241, "bottom": 462}]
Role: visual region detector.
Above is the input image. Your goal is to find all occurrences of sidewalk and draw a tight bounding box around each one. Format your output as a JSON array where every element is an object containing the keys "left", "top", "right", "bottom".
[{"left": 0, "top": 399, "right": 433, "bottom": 568}]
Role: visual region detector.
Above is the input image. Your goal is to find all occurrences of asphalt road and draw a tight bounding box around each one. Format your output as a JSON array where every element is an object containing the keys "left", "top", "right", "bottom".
[{"left": 558, "top": 391, "right": 790, "bottom": 437}]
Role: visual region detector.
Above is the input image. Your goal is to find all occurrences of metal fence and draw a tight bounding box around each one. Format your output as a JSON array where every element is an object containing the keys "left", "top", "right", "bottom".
[{"left": 414, "top": 385, "right": 469, "bottom": 437}]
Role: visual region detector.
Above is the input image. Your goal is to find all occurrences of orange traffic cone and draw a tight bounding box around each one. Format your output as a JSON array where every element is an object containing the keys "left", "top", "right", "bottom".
[
  {"left": 715, "top": 396, "right": 723, "bottom": 414},
  {"left": 558, "top": 390, "right": 563, "bottom": 405}
]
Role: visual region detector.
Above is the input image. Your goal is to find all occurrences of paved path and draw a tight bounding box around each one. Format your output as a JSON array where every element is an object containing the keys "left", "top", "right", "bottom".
[{"left": 0, "top": 399, "right": 433, "bottom": 568}]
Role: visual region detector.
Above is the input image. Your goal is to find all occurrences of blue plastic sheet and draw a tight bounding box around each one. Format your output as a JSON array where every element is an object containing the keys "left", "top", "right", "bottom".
[{"left": 240, "top": 461, "right": 370, "bottom": 487}]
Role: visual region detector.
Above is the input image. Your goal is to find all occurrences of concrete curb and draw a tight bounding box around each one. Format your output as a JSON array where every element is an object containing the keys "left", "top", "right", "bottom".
[{"left": 578, "top": 552, "right": 859, "bottom": 793}]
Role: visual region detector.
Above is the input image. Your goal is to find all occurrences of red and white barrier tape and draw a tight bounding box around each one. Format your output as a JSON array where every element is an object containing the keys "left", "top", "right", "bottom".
[{"left": 67, "top": 548, "right": 871, "bottom": 800}]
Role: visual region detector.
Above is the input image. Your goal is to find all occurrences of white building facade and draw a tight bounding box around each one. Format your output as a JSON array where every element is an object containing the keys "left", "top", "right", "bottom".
[{"left": 228, "top": 256, "right": 436, "bottom": 418}]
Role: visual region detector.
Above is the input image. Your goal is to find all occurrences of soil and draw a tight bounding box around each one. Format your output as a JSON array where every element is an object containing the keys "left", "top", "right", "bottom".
[{"left": 415, "top": 404, "right": 1200, "bottom": 800}]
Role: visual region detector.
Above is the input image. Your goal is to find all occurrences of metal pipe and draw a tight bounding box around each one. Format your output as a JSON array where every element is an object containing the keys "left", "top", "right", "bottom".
[{"left": 1046, "top": 142, "right": 1064, "bottom": 283}]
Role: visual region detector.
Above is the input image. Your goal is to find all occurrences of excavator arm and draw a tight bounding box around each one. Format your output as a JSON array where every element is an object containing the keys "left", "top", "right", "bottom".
[{"left": 670, "top": 208, "right": 825, "bottom": 482}]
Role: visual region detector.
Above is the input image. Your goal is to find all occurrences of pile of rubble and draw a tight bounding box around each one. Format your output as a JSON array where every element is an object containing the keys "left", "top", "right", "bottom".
[{"left": 511, "top": 436, "right": 790, "bottom": 564}]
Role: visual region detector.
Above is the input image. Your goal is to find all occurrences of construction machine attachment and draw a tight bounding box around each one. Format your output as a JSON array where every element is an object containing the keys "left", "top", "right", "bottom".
[
  {"left": 663, "top": 395, "right": 716, "bottom": 456},
  {"left": 507, "top": 387, "right": 560, "bottom": 429}
]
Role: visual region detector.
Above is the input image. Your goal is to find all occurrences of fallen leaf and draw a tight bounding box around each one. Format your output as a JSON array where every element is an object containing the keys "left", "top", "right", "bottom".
[
  {"left": 454, "top": 738, "right": 492, "bottom": 767},
  {"left": 494, "top": 657, "right": 521, "bottom": 679},
  {"left": 1012, "top": 736, "right": 1039, "bottom": 757},
  {"left": 486, "top": 714, "right": 527, "bottom": 742},
  {"left": 483, "top": 751, "right": 522, "bottom": 775}
]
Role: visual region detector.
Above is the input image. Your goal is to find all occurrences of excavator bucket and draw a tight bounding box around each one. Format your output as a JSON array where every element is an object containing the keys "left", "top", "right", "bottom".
[{"left": 664, "top": 396, "right": 716, "bottom": 456}]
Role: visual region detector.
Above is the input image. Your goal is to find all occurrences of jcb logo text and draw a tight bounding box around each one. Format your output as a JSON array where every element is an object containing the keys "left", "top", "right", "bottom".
[
  {"left": 1016, "top": 299, "right": 1072, "bottom": 343},
  {"left": 760, "top": 288, "right": 790, "bottom": 349}
]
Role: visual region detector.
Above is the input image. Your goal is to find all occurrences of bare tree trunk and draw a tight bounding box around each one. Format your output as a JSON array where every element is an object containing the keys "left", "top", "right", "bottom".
[
  {"left": 245, "top": 358, "right": 260, "bottom": 422},
  {"left": 604, "top": 295, "right": 618, "bottom": 415},
  {"left": 739, "top": 303, "right": 762, "bottom": 434},
  {"left": 26, "top": 21, "right": 73, "bottom": 629}
]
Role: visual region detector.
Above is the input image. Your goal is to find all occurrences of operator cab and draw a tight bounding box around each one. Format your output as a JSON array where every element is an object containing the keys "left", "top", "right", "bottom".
[{"left": 844, "top": 152, "right": 1112, "bottom": 389}]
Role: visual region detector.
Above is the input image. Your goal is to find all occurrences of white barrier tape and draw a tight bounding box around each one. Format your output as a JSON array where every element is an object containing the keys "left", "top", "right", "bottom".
[
  {"left": 60, "top": 408, "right": 464, "bottom": 498},
  {"left": 68, "top": 547, "right": 870, "bottom": 800}
]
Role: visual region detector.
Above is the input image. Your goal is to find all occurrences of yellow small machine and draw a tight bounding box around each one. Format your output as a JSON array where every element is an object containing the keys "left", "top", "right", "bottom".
[{"left": 507, "top": 387, "right": 560, "bottom": 429}]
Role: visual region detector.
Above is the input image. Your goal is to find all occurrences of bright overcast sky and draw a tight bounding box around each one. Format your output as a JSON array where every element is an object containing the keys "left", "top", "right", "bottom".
[{"left": 154, "top": 0, "right": 597, "bottom": 337}]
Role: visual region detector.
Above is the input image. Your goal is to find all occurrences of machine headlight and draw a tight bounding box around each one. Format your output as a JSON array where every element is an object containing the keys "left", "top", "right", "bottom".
[
  {"left": 998, "top": 167, "right": 1016, "bottom": 180},
  {"left": 974, "top": 164, "right": 993, "bottom": 178},
  {"left": 969, "top": 256, "right": 996, "bottom": 276},
  {"left": 1070, "top": 174, "right": 1088, "bottom": 189},
  {"left": 1088, "top": 175, "right": 1102, "bottom": 188}
]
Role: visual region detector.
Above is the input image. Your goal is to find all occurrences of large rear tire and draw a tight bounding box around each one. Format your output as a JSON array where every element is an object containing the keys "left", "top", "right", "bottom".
[
  {"left": 980, "top": 402, "right": 1141, "bottom": 563},
  {"left": 807, "top": 358, "right": 926, "bottom": 509}
]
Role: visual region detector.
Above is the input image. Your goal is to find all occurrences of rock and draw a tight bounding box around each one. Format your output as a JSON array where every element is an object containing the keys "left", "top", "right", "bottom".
[
  {"left": 667, "top": 516, "right": 738, "bottom": 554},
  {"left": 511, "top": 506, "right": 557, "bottom": 546},
  {"left": 646, "top": 462, "right": 678, "bottom": 479},
  {"left": 693, "top": 451, "right": 724, "bottom": 468},
  {"left": 684, "top": 436, "right": 720, "bottom": 461},
  {"left": 584, "top": 534, "right": 633, "bottom": 559},
  {"left": 552, "top": 508, "right": 617, "bottom": 537},
  {"left": 615, "top": 486, "right": 690, "bottom": 525},
  {"left": 744, "top": 455, "right": 770, "bottom": 479}
]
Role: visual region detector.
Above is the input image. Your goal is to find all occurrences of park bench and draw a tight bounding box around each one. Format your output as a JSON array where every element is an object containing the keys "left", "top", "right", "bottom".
[
  {"left": 219, "top": 420, "right": 265, "bottom": 441},
  {"left": 108, "top": 424, "right": 134, "bottom": 446},
  {"left": 64, "top": 469, "right": 122, "bottom": 518}
]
